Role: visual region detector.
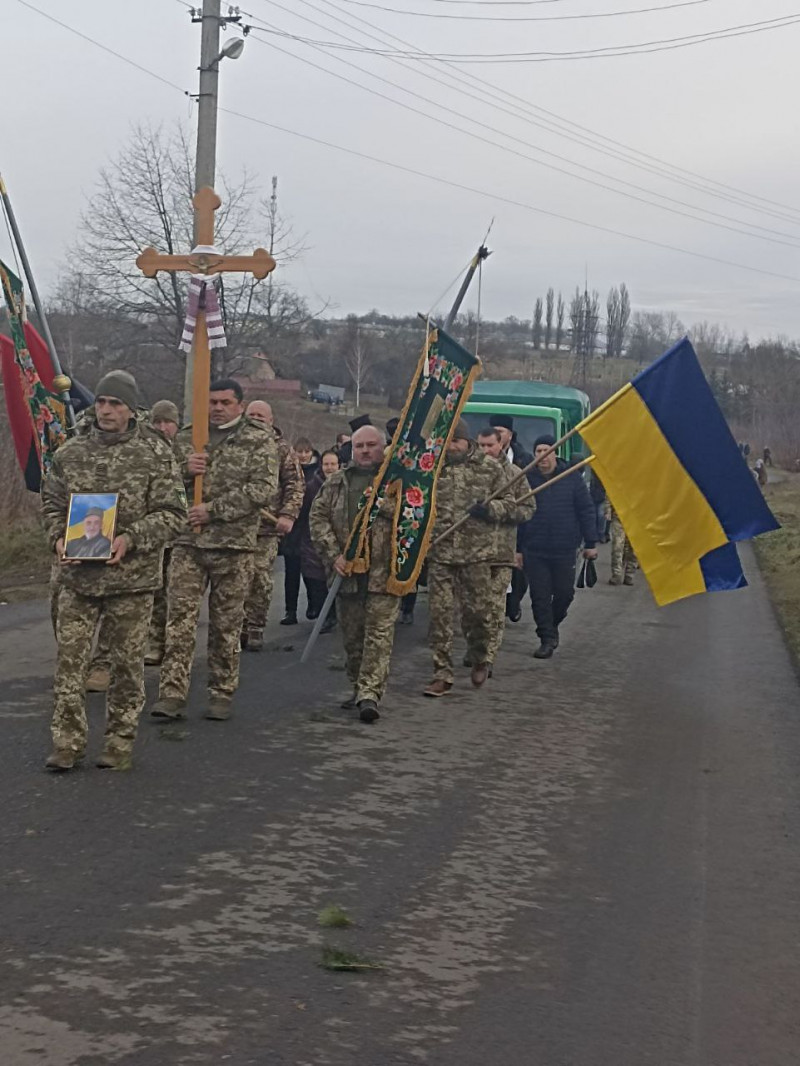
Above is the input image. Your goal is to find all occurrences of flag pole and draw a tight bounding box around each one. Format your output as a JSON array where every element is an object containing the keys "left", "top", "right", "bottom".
[
  {"left": 430, "top": 426, "right": 584, "bottom": 549},
  {"left": 302, "top": 246, "right": 492, "bottom": 664},
  {"left": 0, "top": 174, "right": 75, "bottom": 428}
]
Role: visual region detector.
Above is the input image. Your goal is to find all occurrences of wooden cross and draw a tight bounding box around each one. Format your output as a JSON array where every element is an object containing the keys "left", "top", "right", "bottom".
[{"left": 136, "top": 186, "right": 276, "bottom": 505}]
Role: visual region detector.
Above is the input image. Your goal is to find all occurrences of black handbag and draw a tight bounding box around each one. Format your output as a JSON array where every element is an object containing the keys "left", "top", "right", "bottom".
[{"left": 576, "top": 557, "right": 597, "bottom": 589}]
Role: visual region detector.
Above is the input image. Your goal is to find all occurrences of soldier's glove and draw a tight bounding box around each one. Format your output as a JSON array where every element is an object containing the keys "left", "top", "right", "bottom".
[{"left": 468, "top": 502, "right": 494, "bottom": 522}]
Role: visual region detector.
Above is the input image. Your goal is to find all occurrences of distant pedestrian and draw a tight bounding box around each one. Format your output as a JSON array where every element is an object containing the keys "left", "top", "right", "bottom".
[
  {"left": 241, "top": 401, "right": 304, "bottom": 650},
  {"left": 754, "top": 457, "right": 768, "bottom": 488},
  {"left": 280, "top": 437, "right": 320, "bottom": 626},
  {"left": 299, "top": 449, "right": 341, "bottom": 634},
  {"left": 607, "top": 505, "right": 636, "bottom": 586},
  {"left": 763, "top": 446, "right": 773, "bottom": 468}
]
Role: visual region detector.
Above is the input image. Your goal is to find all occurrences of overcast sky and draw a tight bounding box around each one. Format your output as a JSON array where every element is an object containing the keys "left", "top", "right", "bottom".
[{"left": 3, "top": 0, "right": 799, "bottom": 339}]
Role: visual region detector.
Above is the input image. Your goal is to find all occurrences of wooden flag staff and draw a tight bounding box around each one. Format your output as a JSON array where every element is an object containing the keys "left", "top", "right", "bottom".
[
  {"left": 430, "top": 426, "right": 587, "bottom": 549},
  {"left": 136, "top": 187, "right": 275, "bottom": 506}
]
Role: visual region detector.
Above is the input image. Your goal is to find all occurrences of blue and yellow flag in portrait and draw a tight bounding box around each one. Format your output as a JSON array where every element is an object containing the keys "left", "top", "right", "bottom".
[{"left": 579, "top": 338, "right": 779, "bottom": 606}]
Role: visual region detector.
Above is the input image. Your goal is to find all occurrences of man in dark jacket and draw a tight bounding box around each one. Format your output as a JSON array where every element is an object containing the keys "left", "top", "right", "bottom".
[{"left": 518, "top": 434, "right": 597, "bottom": 659}]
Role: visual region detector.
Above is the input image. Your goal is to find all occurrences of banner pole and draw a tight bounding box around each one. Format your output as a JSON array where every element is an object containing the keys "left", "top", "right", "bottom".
[
  {"left": 0, "top": 174, "right": 75, "bottom": 428},
  {"left": 300, "top": 575, "right": 343, "bottom": 664}
]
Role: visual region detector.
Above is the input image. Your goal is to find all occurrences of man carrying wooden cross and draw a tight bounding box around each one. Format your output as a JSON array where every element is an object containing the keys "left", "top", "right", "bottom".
[
  {"left": 136, "top": 186, "right": 279, "bottom": 720},
  {"left": 151, "top": 378, "right": 278, "bottom": 721}
]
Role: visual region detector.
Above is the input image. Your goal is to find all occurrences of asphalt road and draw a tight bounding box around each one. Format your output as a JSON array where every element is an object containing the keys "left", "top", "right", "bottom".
[{"left": 1, "top": 545, "right": 799, "bottom": 1066}]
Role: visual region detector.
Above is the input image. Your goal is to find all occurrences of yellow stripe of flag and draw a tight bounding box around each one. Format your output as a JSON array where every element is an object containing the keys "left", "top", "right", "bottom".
[{"left": 580, "top": 385, "right": 729, "bottom": 606}]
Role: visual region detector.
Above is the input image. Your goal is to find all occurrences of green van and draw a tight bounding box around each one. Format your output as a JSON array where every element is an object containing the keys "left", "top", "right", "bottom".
[{"left": 462, "top": 380, "right": 591, "bottom": 461}]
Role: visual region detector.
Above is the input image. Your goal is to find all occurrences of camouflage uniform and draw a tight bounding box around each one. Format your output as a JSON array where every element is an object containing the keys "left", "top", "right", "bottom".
[
  {"left": 41, "top": 419, "right": 186, "bottom": 759},
  {"left": 428, "top": 444, "right": 530, "bottom": 683},
  {"left": 158, "top": 417, "right": 279, "bottom": 704},
  {"left": 84, "top": 413, "right": 177, "bottom": 671},
  {"left": 485, "top": 454, "right": 535, "bottom": 664},
  {"left": 309, "top": 466, "right": 399, "bottom": 704},
  {"left": 243, "top": 434, "right": 303, "bottom": 634},
  {"left": 608, "top": 505, "right": 636, "bottom": 584}
]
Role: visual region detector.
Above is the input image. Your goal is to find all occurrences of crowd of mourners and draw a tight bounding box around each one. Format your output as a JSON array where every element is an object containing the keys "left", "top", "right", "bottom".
[{"left": 41, "top": 370, "right": 635, "bottom": 772}]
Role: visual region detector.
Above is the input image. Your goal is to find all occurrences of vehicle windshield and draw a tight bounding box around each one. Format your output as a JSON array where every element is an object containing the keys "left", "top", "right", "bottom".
[{"left": 461, "top": 412, "right": 557, "bottom": 454}]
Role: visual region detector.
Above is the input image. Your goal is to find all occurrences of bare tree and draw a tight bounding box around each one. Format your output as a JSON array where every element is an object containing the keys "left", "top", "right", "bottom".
[
  {"left": 544, "top": 287, "right": 554, "bottom": 351},
  {"left": 605, "top": 286, "right": 620, "bottom": 359},
  {"left": 532, "top": 297, "right": 544, "bottom": 350},
  {"left": 584, "top": 290, "right": 601, "bottom": 358},
  {"left": 555, "top": 292, "right": 566, "bottom": 350},
  {"left": 569, "top": 288, "right": 585, "bottom": 353},
  {"left": 617, "top": 282, "right": 631, "bottom": 358},
  {"left": 342, "top": 316, "right": 374, "bottom": 407},
  {"left": 62, "top": 123, "right": 314, "bottom": 377}
]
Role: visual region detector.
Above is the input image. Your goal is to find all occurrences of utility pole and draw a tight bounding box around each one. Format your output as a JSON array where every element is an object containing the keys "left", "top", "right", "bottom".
[
  {"left": 194, "top": 0, "right": 221, "bottom": 222},
  {"left": 183, "top": 1, "right": 244, "bottom": 419}
]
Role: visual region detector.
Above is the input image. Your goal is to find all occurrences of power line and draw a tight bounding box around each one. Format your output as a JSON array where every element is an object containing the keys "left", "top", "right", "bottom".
[
  {"left": 306, "top": 0, "right": 800, "bottom": 221},
  {"left": 16, "top": 0, "right": 189, "bottom": 93},
  {"left": 15, "top": 1, "right": 800, "bottom": 288},
  {"left": 216, "top": 101, "right": 800, "bottom": 284},
  {"left": 249, "top": 12, "right": 800, "bottom": 62},
  {"left": 248, "top": 1, "right": 800, "bottom": 231},
  {"left": 243, "top": 16, "right": 800, "bottom": 248},
  {"left": 330, "top": 0, "right": 719, "bottom": 21}
]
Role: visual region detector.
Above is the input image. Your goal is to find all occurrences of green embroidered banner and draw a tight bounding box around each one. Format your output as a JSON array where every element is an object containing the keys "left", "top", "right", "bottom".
[
  {"left": 0, "top": 260, "right": 67, "bottom": 477},
  {"left": 345, "top": 325, "right": 481, "bottom": 595}
]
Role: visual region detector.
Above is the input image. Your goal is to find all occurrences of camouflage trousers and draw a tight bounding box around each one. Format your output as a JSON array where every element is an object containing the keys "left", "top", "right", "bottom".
[
  {"left": 428, "top": 561, "right": 495, "bottom": 683},
  {"left": 337, "top": 583, "right": 400, "bottom": 704},
  {"left": 89, "top": 550, "right": 172, "bottom": 669},
  {"left": 610, "top": 514, "right": 636, "bottom": 580},
  {"left": 243, "top": 536, "right": 279, "bottom": 631},
  {"left": 52, "top": 587, "right": 154, "bottom": 757},
  {"left": 159, "top": 545, "right": 253, "bottom": 703},
  {"left": 485, "top": 566, "right": 512, "bottom": 665}
]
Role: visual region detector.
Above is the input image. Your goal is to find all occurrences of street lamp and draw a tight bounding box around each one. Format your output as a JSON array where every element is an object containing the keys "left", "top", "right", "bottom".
[{"left": 214, "top": 36, "right": 245, "bottom": 64}]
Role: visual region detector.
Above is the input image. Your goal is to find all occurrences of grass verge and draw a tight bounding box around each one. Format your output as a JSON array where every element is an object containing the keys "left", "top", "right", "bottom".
[
  {"left": 0, "top": 523, "right": 51, "bottom": 602},
  {"left": 753, "top": 473, "right": 800, "bottom": 663}
]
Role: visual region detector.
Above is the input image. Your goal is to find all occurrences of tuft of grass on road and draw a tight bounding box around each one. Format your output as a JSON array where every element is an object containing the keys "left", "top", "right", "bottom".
[
  {"left": 318, "top": 904, "right": 353, "bottom": 929},
  {"left": 753, "top": 473, "right": 800, "bottom": 662},
  {"left": 320, "top": 946, "right": 382, "bottom": 972}
]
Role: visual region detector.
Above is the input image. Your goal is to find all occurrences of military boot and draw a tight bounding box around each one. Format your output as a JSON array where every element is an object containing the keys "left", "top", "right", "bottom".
[
  {"left": 85, "top": 666, "right": 110, "bottom": 692},
  {"left": 471, "top": 663, "right": 489, "bottom": 688},
  {"left": 533, "top": 642, "right": 555, "bottom": 659},
  {"left": 246, "top": 628, "right": 264, "bottom": 652},
  {"left": 357, "top": 699, "right": 380, "bottom": 724},
  {"left": 96, "top": 749, "right": 132, "bottom": 771},
  {"left": 150, "top": 697, "right": 187, "bottom": 720},
  {"left": 423, "top": 679, "right": 453, "bottom": 698},
  {"left": 205, "top": 697, "right": 232, "bottom": 721},
  {"left": 608, "top": 575, "right": 623, "bottom": 586},
  {"left": 45, "top": 749, "right": 83, "bottom": 772},
  {"left": 623, "top": 574, "right": 635, "bottom": 586}
]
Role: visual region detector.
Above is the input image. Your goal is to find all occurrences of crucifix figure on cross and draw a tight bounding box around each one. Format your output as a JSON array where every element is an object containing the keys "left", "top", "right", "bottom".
[{"left": 136, "top": 186, "right": 276, "bottom": 505}]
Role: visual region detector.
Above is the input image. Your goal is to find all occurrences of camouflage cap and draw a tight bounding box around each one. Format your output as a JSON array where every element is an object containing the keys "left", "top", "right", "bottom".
[
  {"left": 95, "top": 370, "right": 138, "bottom": 412},
  {"left": 451, "top": 418, "right": 470, "bottom": 440},
  {"left": 85, "top": 506, "right": 105, "bottom": 518},
  {"left": 150, "top": 399, "right": 180, "bottom": 425}
]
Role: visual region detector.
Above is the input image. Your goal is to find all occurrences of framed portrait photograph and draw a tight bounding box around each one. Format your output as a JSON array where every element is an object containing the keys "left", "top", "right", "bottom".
[{"left": 63, "top": 493, "right": 119, "bottom": 561}]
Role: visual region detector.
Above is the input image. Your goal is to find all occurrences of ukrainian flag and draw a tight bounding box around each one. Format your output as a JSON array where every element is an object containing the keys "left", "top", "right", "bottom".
[{"left": 579, "top": 338, "right": 779, "bottom": 606}]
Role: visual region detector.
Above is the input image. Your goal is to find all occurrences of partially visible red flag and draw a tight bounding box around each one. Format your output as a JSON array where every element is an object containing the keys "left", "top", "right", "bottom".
[{"left": 0, "top": 319, "right": 65, "bottom": 491}]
